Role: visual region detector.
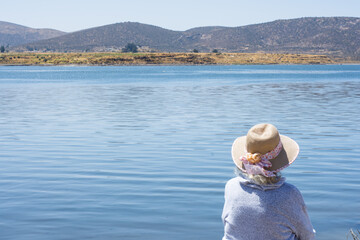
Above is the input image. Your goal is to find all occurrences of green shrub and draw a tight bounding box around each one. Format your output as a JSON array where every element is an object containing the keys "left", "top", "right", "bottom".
[{"left": 122, "top": 43, "right": 138, "bottom": 53}]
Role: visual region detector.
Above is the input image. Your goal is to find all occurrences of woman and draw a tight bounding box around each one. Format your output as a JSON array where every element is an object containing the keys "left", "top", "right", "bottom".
[{"left": 222, "top": 123, "right": 315, "bottom": 240}]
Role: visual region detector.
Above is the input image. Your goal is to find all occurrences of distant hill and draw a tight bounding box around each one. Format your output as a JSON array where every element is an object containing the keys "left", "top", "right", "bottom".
[
  {"left": 200, "top": 17, "right": 360, "bottom": 60},
  {"left": 14, "top": 22, "right": 184, "bottom": 52},
  {"left": 182, "top": 17, "right": 360, "bottom": 60},
  {"left": 8, "top": 17, "right": 360, "bottom": 60},
  {"left": 0, "top": 21, "right": 66, "bottom": 47}
]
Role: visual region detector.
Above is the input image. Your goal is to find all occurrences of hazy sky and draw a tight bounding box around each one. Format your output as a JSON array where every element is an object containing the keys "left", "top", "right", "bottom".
[{"left": 2, "top": 0, "right": 360, "bottom": 32}]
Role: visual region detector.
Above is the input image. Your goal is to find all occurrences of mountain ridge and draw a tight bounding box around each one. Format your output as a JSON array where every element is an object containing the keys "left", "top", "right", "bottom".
[
  {"left": 0, "top": 21, "right": 66, "bottom": 47},
  {"left": 3, "top": 17, "right": 360, "bottom": 60}
]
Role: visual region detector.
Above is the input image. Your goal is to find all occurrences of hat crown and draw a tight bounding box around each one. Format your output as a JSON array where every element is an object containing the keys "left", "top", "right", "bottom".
[{"left": 246, "top": 123, "right": 280, "bottom": 154}]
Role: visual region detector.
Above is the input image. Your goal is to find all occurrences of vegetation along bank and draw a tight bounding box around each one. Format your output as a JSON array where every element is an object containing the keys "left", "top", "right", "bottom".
[{"left": 0, "top": 52, "right": 339, "bottom": 65}]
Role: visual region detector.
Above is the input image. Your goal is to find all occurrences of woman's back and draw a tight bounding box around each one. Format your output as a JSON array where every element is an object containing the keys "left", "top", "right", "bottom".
[{"left": 222, "top": 176, "right": 315, "bottom": 240}]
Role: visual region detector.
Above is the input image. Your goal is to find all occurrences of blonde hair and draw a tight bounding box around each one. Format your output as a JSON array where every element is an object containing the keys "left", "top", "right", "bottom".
[{"left": 235, "top": 167, "right": 282, "bottom": 185}]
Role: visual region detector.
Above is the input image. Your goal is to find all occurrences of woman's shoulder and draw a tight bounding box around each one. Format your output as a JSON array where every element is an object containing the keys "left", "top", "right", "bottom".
[
  {"left": 281, "top": 182, "right": 302, "bottom": 194},
  {"left": 225, "top": 177, "right": 303, "bottom": 196},
  {"left": 224, "top": 177, "right": 237, "bottom": 188},
  {"left": 225, "top": 177, "right": 242, "bottom": 188},
  {"left": 280, "top": 182, "right": 306, "bottom": 204}
]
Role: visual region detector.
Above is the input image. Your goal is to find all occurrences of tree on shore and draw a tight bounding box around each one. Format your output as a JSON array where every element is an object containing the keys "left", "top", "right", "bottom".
[
  {"left": 192, "top": 49, "right": 199, "bottom": 53},
  {"left": 122, "top": 43, "right": 138, "bottom": 53},
  {"left": 0, "top": 46, "right": 5, "bottom": 53}
]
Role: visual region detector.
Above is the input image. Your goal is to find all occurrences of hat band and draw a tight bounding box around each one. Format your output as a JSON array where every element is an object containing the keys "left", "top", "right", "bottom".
[{"left": 240, "top": 140, "right": 283, "bottom": 177}]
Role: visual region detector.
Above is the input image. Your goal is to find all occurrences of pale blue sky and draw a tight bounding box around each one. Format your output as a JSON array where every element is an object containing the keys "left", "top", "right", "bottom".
[{"left": 2, "top": 0, "right": 360, "bottom": 32}]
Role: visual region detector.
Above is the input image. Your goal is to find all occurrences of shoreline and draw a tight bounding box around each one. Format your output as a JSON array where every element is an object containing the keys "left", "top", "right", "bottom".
[{"left": 0, "top": 52, "right": 358, "bottom": 66}]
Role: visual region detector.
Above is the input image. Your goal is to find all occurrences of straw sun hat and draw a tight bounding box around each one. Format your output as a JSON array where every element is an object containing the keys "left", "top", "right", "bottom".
[{"left": 232, "top": 123, "right": 299, "bottom": 176}]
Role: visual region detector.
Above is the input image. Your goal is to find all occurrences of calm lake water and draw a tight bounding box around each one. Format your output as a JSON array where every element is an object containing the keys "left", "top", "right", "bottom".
[{"left": 0, "top": 65, "right": 360, "bottom": 240}]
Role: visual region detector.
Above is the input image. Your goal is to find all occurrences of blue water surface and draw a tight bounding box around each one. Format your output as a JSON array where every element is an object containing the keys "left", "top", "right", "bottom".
[{"left": 0, "top": 65, "right": 359, "bottom": 240}]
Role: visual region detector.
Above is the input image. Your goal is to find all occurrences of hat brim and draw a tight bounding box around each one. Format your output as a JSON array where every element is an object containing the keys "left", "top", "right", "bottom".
[{"left": 231, "top": 134, "right": 299, "bottom": 172}]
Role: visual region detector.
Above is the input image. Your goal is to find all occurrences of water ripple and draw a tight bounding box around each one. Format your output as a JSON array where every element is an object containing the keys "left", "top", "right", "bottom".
[{"left": 0, "top": 65, "right": 359, "bottom": 240}]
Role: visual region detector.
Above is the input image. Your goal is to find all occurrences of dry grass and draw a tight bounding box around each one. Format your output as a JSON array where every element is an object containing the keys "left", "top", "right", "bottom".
[
  {"left": 348, "top": 229, "right": 360, "bottom": 240},
  {"left": 0, "top": 52, "right": 337, "bottom": 65}
]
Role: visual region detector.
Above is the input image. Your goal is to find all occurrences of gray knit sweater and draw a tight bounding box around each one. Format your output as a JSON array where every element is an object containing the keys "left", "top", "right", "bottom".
[{"left": 222, "top": 176, "right": 315, "bottom": 240}]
